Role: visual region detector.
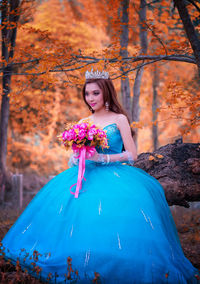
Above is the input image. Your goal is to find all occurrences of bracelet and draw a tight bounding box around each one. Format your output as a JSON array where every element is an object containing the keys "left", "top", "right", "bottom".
[
  {"left": 119, "top": 152, "right": 124, "bottom": 158},
  {"left": 99, "top": 154, "right": 106, "bottom": 165},
  {"left": 106, "top": 154, "right": 110, "bottom": 164},
  {"left": 127, "top": 152, "right": 134, "bottom": 165}
]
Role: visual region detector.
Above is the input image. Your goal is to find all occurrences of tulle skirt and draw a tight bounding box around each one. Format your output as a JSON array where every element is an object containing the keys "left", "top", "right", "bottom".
[{"left": 1, "top": 162, "right": 199, "bottom": 283}]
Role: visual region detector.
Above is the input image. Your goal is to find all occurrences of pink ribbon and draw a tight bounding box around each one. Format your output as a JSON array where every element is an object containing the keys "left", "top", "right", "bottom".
[{"left": 70, "top": 145, "right": 96, "bottom": 198}]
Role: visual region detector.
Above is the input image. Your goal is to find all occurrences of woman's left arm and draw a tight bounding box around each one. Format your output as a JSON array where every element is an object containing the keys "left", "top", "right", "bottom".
[{"left": 117, "top": 114, "right": 137, "bottom": 161}]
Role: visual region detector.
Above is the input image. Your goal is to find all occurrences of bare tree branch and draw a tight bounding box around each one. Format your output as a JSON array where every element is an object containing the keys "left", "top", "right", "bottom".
[
  {"left": 0, "top": 54, "right": 196, "bottom": 77},
  {"left": 144, "top": 0, "right": 161, "bottom": 7},
  {"left": 187, "top": 0, "right": 200, "bottom": 13}
]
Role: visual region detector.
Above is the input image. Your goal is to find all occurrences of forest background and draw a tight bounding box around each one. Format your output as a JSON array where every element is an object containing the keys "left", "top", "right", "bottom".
[
  {"left": 0, "top": 0, "right": 200, "bottom": 278},
  {"left": 0, "top": 0, "right": 199, "bottom": 184}
]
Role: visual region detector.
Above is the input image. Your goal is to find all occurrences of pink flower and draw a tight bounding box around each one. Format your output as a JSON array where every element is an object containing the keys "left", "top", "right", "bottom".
[
  {"left": 87, "top": 128, "right": 97, "bottom": 140},
  {"left": 78, "top": 129, "right": 86, "bottom": 140},
  {"left": 60, "top": 122, "right": 109, "bottom": 151},
  {"left": 63, "top": 129, "right": 76, "bottom": 141},
  {"left": 62, "top": 131, "right": 69, "bottom": 140},
  {"left": 90, "top": 124, "right": 96, "bottom": 129},
  {"left": 97, "top": 129, "right": 106, "bottom": 138},
  {"left": 79, "top": 122, "right": 88, "bottom": 129}
]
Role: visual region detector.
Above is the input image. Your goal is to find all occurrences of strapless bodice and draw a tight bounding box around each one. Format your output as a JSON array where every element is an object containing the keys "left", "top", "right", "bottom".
[{"left": 96, "top": 123, "right": 123, "bottom": 154}]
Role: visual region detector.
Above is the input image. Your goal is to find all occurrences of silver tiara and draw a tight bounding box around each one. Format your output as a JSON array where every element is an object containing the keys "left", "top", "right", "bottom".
[{"left": 85, "top": 68, "right": 109, "bottom": 80}]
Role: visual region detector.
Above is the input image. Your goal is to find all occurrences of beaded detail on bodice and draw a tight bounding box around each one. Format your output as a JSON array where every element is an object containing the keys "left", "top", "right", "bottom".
[{"left": 97, "top": 123, "right": 123, "bottom": 154}]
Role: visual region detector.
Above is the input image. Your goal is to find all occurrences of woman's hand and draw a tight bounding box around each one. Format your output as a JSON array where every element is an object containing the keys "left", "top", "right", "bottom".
[
  {"left": 86, "top": 149, "right": 135, "bottom": 165},
  {"left": 68, "top": 151, "right": 80, "bottom": 167},
  {"left": 86, "top": 149, "right": 100, "bottom": 162},
  {"left": 87, "top": 150, "right": 110, "bottom": 165}
]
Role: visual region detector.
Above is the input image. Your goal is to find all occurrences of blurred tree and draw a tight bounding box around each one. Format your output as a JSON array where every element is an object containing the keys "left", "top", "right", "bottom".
[
  {"left": 152, "top": 64, "right": 159, "bottom": 150},
  {"left": 132, "top": 0, "right": 148, "bottom": 146},
  {"left": 119, "top": 0, "right": 131, "bottom": 118},
  {"left": 174, "top": 0, "right": 200, "bottom": 76},
  {"left": 0, "top": 0, "right": 21, "bottom": 193}
]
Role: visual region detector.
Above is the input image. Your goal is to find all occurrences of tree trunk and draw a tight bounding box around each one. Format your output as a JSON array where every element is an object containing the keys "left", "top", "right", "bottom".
[
  {"left": 174, "top": 0, "right": 200, "bottom": 77},
  {"left": 0, "top": 0, "right": 20, "bottom": 197},
  {"left": 134, "top": 140, "right": 200, "bottom": 207},
  {"left": 132, "top": 0, "right": 147, "bottom": 146},
  {"left": 152, "top": 64, "right": 159, "bottom": 150},
  {"left": 0, "top": 68, "right": 11, "bottom": 182},
  {"left": 119, "top": 0, "right": 131, "bottom": 118}
]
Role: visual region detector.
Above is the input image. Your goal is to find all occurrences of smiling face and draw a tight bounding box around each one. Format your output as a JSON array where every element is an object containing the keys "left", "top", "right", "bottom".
[{"left": 85, "top": 82, "right": 105, "bottom": 112}]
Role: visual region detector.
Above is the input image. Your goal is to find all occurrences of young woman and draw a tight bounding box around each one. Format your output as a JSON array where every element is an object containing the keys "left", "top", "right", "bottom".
[{"left": 1, "top": 70, "right": 199, "bottom": 283}]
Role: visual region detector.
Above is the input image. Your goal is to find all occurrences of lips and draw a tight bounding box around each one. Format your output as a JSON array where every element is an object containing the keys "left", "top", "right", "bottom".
[{"left": 90, "top": 103, "right": 96, "bottom": 107}]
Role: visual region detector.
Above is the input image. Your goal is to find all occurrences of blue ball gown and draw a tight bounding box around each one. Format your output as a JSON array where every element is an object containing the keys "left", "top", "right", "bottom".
[{"left": 1, "top": 123, "right": 199, "bottom": 283}]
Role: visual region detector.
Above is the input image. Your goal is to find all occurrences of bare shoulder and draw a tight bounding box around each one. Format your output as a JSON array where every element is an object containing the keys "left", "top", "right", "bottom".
[{"left": 115, "top": 113, "right": 129, "bottom": 126}]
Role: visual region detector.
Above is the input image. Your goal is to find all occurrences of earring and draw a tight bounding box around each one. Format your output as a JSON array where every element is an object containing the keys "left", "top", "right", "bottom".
[{"left": 105, "top": 101, "right": 109, "bottom": 112}]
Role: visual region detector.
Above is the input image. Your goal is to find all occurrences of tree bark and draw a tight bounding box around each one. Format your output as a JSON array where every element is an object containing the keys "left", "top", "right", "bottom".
[
  {"left": 132, "top": 0, "right": 147, "bottom": 146},
  {"left": 119, "top": 0, "right": 131, "bottom": 118},
  {"left": 0, "top": 0, "right": 20, "bottom": 197},
  {"left": 174, "top": 0, "right": 200, "bottom": 77},
  {"left": 152, "top": 64, "right": 159, "bottom": 150},
  {"left": 134, "top": 140, "right": 200, "bottom": 207}
]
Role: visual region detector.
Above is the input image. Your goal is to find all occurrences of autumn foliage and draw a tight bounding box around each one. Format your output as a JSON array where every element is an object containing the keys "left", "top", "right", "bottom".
[{"left": 0, "top": 0, "right": 199, "bottom": 176}]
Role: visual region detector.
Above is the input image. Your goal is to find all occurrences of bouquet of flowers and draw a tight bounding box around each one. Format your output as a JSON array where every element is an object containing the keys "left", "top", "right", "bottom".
[{"left": 59, "top": 120, "right": 109, "bottom": 198}]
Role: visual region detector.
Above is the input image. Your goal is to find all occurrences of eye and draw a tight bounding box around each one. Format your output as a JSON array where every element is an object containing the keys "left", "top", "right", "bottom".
[
  {"left": 94, "top": 91, "right": 100, "bottom": 95},
  {"left": 85, "top": 92, "right": 89, "bottom": 96}
]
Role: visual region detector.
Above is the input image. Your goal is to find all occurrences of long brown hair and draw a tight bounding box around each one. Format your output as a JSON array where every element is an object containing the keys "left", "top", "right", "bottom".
[{"left": 82, "top": 78, "right": 131, "bottom": 125}]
